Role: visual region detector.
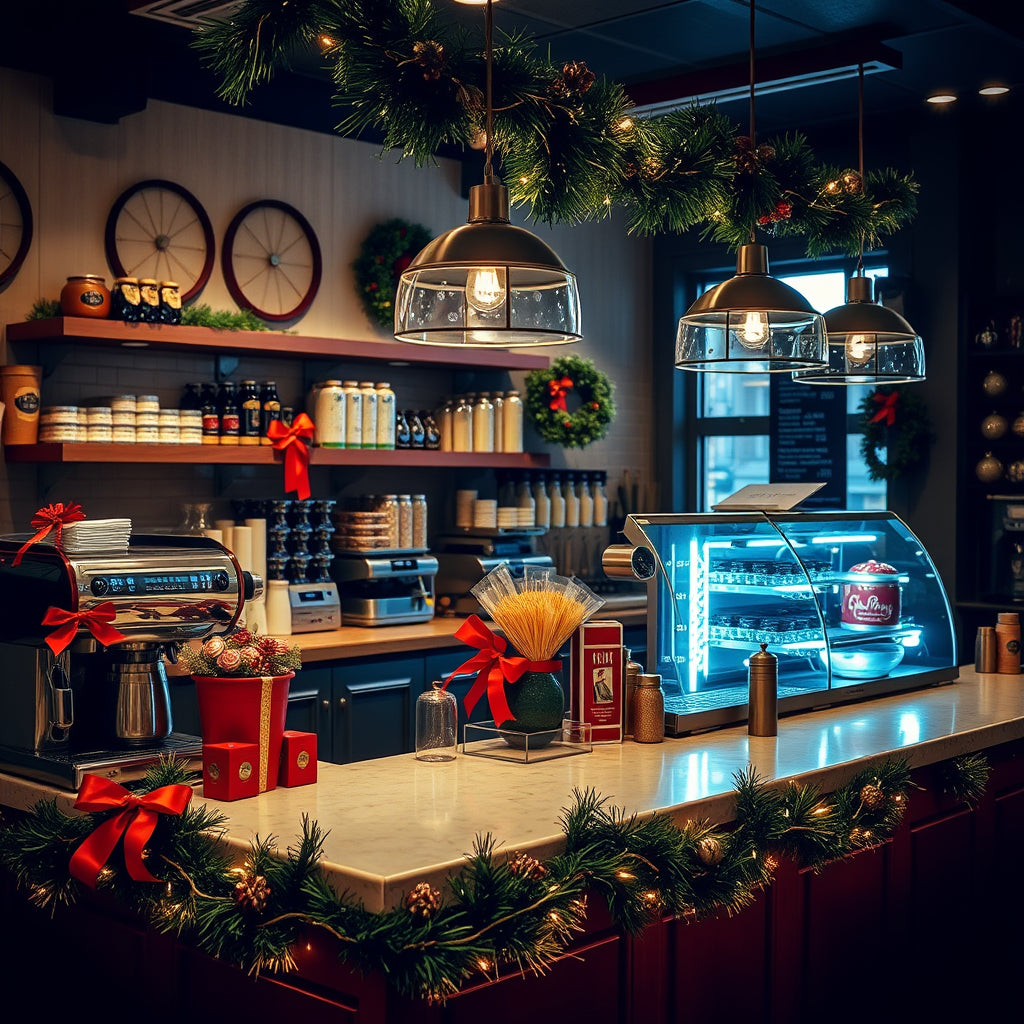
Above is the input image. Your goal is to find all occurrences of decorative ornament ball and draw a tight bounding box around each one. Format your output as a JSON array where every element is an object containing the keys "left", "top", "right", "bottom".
[
  {"left": 1008, "top": 460, "right": 1024, "bottom": 484},
  {"left": 983, "top": 370, "right": 1008, "bottom": 396},
  {"left": 976, "top": 452, "right": 1005, "bottom": 483},
  {"left": 1013, "top": 412, "right": 1024, "bottom": 438},
  {"left": 696, "top": 835, "right": 724, "bottom": 867},
  {"left": 982, "top": 412, "right": 1009, "bottom": 440},
  {"left": 859, "top": 783, "right": 887, "bottom": 811}
]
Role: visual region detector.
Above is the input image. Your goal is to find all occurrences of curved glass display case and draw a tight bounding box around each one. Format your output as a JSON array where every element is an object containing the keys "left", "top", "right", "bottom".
[{"left": 612, "top": 511, "right": 958, "bottom": 735}]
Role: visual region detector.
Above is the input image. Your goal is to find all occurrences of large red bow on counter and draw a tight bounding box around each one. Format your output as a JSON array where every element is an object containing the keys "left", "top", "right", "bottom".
[
  {"left": 42, "top": 602, "right": 128, "bottom": 655},
  {"left": 547, "top": 376, "right": 574, "bottom": 413},
  {"left": 69, "top": 774, "right": 193, "bottom": 889},
  {"left": 268, "top": 413, "right": 315, "bottom": 500},
  {"left": 444, "top": 615, "right": 527, "bottom": 727},
  {"left": 12, "top": 501, "right": 86, "bottom": 565},
  {"left": 870, "top": 390, "right": 899, "bottom": 427}
]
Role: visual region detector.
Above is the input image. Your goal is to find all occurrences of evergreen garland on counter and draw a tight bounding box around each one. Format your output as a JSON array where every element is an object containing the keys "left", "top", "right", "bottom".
[
  {"left": 0, "top": 753, "right": 987, "bottom": 1004},
  {"left": 190, "top": 0, "right": 918, "bottom": 251}
]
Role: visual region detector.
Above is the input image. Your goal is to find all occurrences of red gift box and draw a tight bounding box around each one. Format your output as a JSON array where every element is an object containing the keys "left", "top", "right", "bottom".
[
  {"left": 279, "top": 730, "right": 318, "bottom": 787},
  {"left": 569, "top": 619, "right": 624, "bottom": 743},
  {"left": 202, "top": 741, "right": 261, "bottom": 802}
]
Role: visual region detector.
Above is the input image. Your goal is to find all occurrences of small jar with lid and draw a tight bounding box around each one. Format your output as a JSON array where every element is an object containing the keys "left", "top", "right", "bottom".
[
  {"left": 110, "top": 277, "right": 141, "bottom": 321},
  {"left": 359, "top": 381, "right": 378, "bottom": 449},
  {"left": 158, "top": 281, "right": 182, "bottom": 324},
  {"left": 137, "top": 279, "right": 161, "bottom": 322},
  {"left": 396, "top": 494, "right": 414, "bottom": 549},
  {"left": 314, "top": 381, "right": 345, "bottom": 447},
  {"left": 502, "top": 389, "right": 524, "bottom": 452},
  {"left": 60, "top": 275, "right": 111, "bottom": 319},
  {"left": 471, "top": 392, "right": 494, "bottom": 452},
  {"left": 342, "top": 381, "right": 363, "bottom": 449},
  {"left": 411, "top": 494, "right": 428, "bottom": 550},
  {"left": 631, "top": 673, "right": 665, "bottom": 743}
]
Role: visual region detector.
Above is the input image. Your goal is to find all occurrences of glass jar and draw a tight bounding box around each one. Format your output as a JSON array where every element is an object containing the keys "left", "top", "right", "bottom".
[
  {"left": 452, "top": 394, "right": 473, "bottom": 452},
  {"left": 359, "top": 381, "right": 378, "bottom": 449},
  {"left": 490, "top": 391, "right": 505, "bottom": 452},
  {"left": 397, "top": 494, "right": 414, "bottom": 549},
  {"left": 437, "top": 398, "right": 454, "bottom": 451},
  {"left": 411, "top": 494, "right": 428, "bottom": 550},
  {"left": 110, "top": 277, "right": 141, "bottom": 321},
  {"left": 315, "top": 381, "right": 345, "bottom": 447},
  {"left": 502, "top": 389, "right": 524, "bottom": 453},
  {"left": 158, "top": 281, "right": 182, "bottom": 324},
  {"left": 60, "top": 275, "right": 111, "bottom": 319},
  {"left": 415, "top": 682, "right": 457, "bottom": 761},
  {"left": 471, "top": 392, "right": 494, "bottom": 452},
  {"left": 342, "top": 380, "right": 363, "bottom": 449},
  {"left": 137, "top": 278, "right": 160, "bottom": 322},
  {"left": 375, "top": 382, "right": 396, "bottom": 449},
  {"left": 375, "top": 494, "right": 400, "bottom": 549}
]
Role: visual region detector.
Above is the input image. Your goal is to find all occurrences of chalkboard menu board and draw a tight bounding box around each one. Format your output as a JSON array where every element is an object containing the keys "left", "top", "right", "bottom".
[{"left": 768, "top": 375, "right": 847, "bottom": 508}]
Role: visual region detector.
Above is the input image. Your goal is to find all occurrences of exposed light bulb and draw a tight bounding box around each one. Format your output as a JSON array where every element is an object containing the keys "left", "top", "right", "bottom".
[
  {"left": 845, "top": 333, "right": 874, "bottom": 367},
  {"left": 736, "top": 311, "right": 769, "bottom": 350},
  {"left": 466, "top": 266, "right": 506, "bottom": 313}
]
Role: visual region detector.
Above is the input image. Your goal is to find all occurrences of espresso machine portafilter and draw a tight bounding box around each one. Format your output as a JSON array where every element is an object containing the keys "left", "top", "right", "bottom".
[{"left": 0, "top": 533, "right": 262, "bottom": 786}]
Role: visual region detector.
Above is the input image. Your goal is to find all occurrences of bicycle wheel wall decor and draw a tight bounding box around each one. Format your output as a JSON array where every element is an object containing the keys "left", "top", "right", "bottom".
[{"left": 0, "top": 160, "right": 34, "bottom": 289}]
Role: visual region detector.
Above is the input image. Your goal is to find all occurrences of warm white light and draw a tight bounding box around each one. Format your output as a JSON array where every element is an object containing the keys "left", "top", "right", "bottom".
[
  {"left": 736, "top": 311, "right": 769, "bottom": 350},
  {"left": 845, "top": 333, "right": 873, "bottom": 367},
  {"left": 926, "top": 92, "right": 957, "bottom": 105},
  {"left": 979, "top": 85, "right": 1009, "bottom": 96},
  {"left": 466, "top": 266, "right": 506, "bottom": 312}
]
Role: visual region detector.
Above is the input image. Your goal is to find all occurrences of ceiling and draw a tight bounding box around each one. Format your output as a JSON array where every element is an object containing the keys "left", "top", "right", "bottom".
[{"left": 4, "top": 1, "right": 1024, "bottom": 141}]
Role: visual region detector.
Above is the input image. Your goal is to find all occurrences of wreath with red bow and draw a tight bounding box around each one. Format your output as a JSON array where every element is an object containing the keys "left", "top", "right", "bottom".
[
  {"left": 858, "top": 385, "right": 935, "bottom": 482},
  {"left": 352, "top": 218, "right": 432, "bottom": 330},
  {"left": 524, "top": 354, "right": 615, "bottom": 449}
]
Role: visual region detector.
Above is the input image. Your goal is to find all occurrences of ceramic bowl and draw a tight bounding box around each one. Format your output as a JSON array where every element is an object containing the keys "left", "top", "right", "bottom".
[{"left": 821, "top": 642, "right": 906, "bottom": 679}]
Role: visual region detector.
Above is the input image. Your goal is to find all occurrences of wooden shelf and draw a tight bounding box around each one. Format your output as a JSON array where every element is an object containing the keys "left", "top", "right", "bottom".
[
  {"left": 4, "top": 442, "right": 550, "bottom": 468},
  {"left": 5, "top": 317, "right": 552, "bottom": 370}
]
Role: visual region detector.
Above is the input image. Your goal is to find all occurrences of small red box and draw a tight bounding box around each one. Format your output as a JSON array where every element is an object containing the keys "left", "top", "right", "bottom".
[
  {"left": 202, "top": 741, "right": 261, "bottom": 801},
  {"left": 569, "top": 619, "right": 624, "bottom": 743},
  {"left": 279, "top": 730, "right": 318, "bottom": 787}
]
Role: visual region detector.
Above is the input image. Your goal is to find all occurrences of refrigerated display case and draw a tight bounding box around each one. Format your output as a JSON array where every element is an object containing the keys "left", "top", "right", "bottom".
[{"left": 607, "top": 511, "right": 958, "bottom": 735}]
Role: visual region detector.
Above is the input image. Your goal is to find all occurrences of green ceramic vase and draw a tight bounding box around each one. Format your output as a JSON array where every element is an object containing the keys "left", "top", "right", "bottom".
[{"left": 502, "top": 670, "right": 564, "bottom": 749}]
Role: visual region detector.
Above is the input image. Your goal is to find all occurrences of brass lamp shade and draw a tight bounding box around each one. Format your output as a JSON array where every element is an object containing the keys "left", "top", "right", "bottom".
[
  {"left": 675, "top": 244, "right": 827, "bottom": 372},
  {"left": 792, "top": 275, "right": 925, "bottom": 384},
  {"left": 394, "top": 183, "right": 582, "bottom": 347}
]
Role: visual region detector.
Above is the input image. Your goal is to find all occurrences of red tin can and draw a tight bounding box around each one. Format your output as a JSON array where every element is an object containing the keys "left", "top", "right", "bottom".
[{"left": 841, "top": 559, "right": 901, "bottom": 630}]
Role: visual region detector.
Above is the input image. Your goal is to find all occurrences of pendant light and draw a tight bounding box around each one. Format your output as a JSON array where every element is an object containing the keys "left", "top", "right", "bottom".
[
  {"left": 393, "top": 0, "right": 582, "bottom": 348},
  {"left": 675, "top": 0, "right": 826, "bottom": 373},
  {"left": 792, "top": 65, "right": 925, "bottom": 385}
]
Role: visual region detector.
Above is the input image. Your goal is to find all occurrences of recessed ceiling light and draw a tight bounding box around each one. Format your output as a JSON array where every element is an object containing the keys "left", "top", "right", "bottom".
[
  {"left": 926, "top": 93, "right": 957, "bottom": 105},
  {"left": 979, "top": 85, "right": 1010, "bottom": 96}
]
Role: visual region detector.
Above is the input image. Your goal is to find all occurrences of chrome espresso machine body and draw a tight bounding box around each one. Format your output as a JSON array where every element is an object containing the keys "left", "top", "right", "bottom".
[
  {"left": 0, "top": 533, "right": 262, "bottom": 788},
  {"left": 331, "top": 552, "right": 438, "bottom": 625}
]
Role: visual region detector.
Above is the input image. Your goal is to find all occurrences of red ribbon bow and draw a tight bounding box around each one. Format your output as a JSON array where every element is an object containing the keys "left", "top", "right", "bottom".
[
  {"left": 12, "top": 502, "right": 86, "bottom": 566},
  {"left": 268, "top": 413, "right": 315, "bottom": 500},
  {"left": 870, "top": 391, "right": 899, "bottom": 427},
  {"left": 443, "top": 615, "right": 531, "bottom": 727},
  {"left": 547, "top": 376, "right": 574, "bottom": 413},
  {"left": 69, "top": 774, "right": 192, "bottom": 889},
  {"left": 42, "top": 602, "right": 128, "bottom": 655}
]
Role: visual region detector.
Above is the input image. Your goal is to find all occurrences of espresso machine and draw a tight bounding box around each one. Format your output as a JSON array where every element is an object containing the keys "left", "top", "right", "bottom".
[
  {"left": 0, "top": 533, "right": 261, "bottom": 788},
  {"left": 331, "top": 552, "right": 438, "bottom": 625}
]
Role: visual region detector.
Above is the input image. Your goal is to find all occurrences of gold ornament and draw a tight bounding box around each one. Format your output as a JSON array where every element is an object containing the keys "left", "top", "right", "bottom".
[
  {"left": 983, "top": 370, "right": 1008, "bottom": 396},
  {"left": 412, "top": 40, "right": 446, "bottom": 81},
  {"left": 1008, "top": 460, "right": 1024, "bottom": 484},
  {"left": 982, "top": 412, "right": 1009, "bottom": 440},
  {"left": 508, "top": 851, "right": 548, "bottom": 881},
  {"left": 696, "top": 836, "right": 724, "bottom": 867},
  {"left": 841, "top": 170, "right": 863, "bottom": 194},
  {"left": 1012, "top": 412, "right": 1024, "bottom": 438},
  {"left": 405, "top": 880, "right": 442, "bottom": 918},
  {"left": 976, "top": 452, "right": 1004, "bottom": 484},
  {"left": 234, "top": 872, "right": 271, "bottom": 913},
  {"left": 859, "top": 783, "right": 887, "bottom": 811}
]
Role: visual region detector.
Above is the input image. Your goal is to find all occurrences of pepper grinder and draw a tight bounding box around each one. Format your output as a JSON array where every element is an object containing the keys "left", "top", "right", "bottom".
[
  {"left": 748, "top": 642, "right": 778, "bottom": 737},
  {"left": 632, "top": 673, "right": 664, "bottom": 743}
]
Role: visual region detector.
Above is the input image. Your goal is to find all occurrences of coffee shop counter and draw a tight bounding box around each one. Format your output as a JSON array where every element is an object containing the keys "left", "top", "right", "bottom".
[{"left": 2, "top": 665, "right": 1021, "bottom": 915}]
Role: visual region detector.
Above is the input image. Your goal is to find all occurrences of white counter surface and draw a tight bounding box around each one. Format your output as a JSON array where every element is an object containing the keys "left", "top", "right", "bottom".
[{"left": 3, "top": 666, "right": 1023, "bottom": 912}]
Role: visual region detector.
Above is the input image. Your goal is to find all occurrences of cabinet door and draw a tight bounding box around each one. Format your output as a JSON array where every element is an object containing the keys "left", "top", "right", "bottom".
[
  {"left": 424, "top": 649, "right": 493, "bottom": 740},
  {"left": 285, "top": 674, "right": 325, "bottom": 741},
  {"left": 333, "top": 657, "right": 421, "bottom": 764}
]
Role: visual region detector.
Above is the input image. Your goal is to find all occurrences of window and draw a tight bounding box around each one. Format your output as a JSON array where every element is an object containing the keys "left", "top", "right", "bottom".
[{"left": 695, "top": 263, "right": 888, "bottom": 511}]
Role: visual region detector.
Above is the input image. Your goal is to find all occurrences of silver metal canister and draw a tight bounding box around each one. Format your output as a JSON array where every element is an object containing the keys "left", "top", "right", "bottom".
[
  {"left": 975, "top": 626, "right": 997, "bottom": 674},
  {"left": 748, "top": 642, "right": 778, "bottom": 737}
]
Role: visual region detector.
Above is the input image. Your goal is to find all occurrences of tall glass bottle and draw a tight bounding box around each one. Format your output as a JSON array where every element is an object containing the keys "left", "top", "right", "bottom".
[
  {"left": 564, "top": 471, "right": 580, "bottom": 528},
  {"left": 375, "top": 382, "right": 396, "bottom": 449},
  {"left": 217, "top": 381, "right": 240, "bottom": 445},
  {"left": 437, "top": 398, "right": 454, "bottom": 451},
  {"left": 502, "top": 389, "right": 524, "bottom": 452},
  {"left": 359, "top": 381, "right": 378, "bottom": 450},
  {"left": 593, "top": 470, "right": 609, "bottom": 527},
  {"left": 342, "top": 380, "right": 363, "bottom": 449},
  {"left": 260, "top": 381, "right": 282, "bottom": 444},
  {"left": 578, "top": 471, "right": 594, "bottom": 528},
  {"left": 239, "top": 379, "right": 261, "bottom": 446},
  {"left": 201, "top": 382, "right": 219, "bottom": 445},
  {"left": 452, "top": 394, "right": 473, "bottom": 452},
  {"left": 472, "top": 392, "right": 494, "bottom": 452},
  {"left": 533, "top": 470, "right": 551, "bottom": 528},
  {"left": 516, "top": 471, "right": 536, "bottom": 527},
  {"left": 490, "top": 391, "right": 505, "bottom": 452},
  {"left": 548, "top": 472, "right": 567, "bottom": 528}
]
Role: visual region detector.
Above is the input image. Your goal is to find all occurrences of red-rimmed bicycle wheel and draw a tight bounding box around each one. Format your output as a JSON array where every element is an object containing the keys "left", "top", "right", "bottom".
[{"left": 0, "top": 160, "right": 33, "bottom": 290}]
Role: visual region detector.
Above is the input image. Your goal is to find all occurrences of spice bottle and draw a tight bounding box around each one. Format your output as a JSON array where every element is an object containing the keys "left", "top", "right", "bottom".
[
  {"left": 260, "top": 381, "right": 282, "bottom": 444},
  {"left": 239, "top": 379, "right": 261, "bottom": 445},
  {"left": 217, "top": 381, "right": 240, "bottom": 445},
  {"left": 623, "top": 648, "right": 643, "bottom": 738},
  {"left": 200, "top": 383, "right": 219, "bottom": 445},
  {"left": 631, "top": 673, "right": 664, "bottom": 743},
  {"left": 996, "top": 612, "right": 1021, "bottom": 674},
  {"left": 748, "top": 642, "right": 778, "bottom": 736},
  {"left": 975, "top": 626, "right": 997, "bottom": 674}
]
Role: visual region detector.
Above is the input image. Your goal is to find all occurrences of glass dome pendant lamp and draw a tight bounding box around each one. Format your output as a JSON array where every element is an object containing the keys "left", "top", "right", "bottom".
[
  {"left": 675, "top": 0, "right": 826, "bottom": 373},
  {"left": 393, "top": 0, "right": 582, "bottom": 348},
  {"left": 792, "top": 66, "right": 925, "bottom": 385}
]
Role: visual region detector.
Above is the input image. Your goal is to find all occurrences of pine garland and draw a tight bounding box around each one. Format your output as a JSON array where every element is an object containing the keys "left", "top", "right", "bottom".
[
  {"left": 190, "top": 0, "right": 918, "bottom": 250},
  {"left": 0, "top": 752, "right": 987, "bottom": 1004},
  {"left": 180, "top": 303, "right": 271, "bottom": 331}
]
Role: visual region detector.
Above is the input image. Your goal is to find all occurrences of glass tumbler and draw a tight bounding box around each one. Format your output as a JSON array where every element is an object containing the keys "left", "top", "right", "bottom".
[{"left": 416, "top": 682, "right": 458, "bottom": 761}]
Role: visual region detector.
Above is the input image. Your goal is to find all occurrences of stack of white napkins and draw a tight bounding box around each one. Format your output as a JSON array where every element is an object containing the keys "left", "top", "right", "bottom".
[{"left": 60, "top": 518, "right": 133, "bottom": 555}]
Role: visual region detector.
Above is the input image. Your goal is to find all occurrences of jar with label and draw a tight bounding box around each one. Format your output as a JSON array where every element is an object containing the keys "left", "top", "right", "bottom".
[
  {"left": 200, "top": 383, "right": 220, "bottom": 445},
  {"left": 314, "top": 380, "right": 345, "bottom": 447},
  {"left": 490, "top": 392, "right": 505, "bottom": 452},
  {"left": 397, "top": 494, "right": 414, "bottom": 549},
  {"left": 0, "top": 365, "right": 42, "bottom": 445},
  {"left": 359, "top": 381, "right": 378, "bottom": 449},
  {"left": 472, "top": 392, "right": 494, "bottom": 452},
  {"left": 502, "top": 389, "right": 524, "bottom": 452},
  {"left": 452, "top": 394, "right": 473, "bottom": 452},
  {"left": 158, "top": 281, "right": 182, "bottom": 324},
  {"left": 375, "top": 383, "right": 396, "bottom": 449},
  {"left": 260, "top": 381, "right": 282, "bottom": 444},
  {"left": 60, "top": 275, "right": 111, "bottom": 319},
  {"left": 239, "top": 380, "right": 262, "bottom": 445},
  {"left": 110, "top": 277, "right": 141, "bottom": 321},
  {"left": 411, "top": 494, "right": 428, "bottom": 550},
  {"left": 217, "top": 381, "right": 240, "bottom": 444},
  {"left": 342, "top": 381, "right": 363, "bottom": 449},
  {"left": 137, "top": 279, "right": 161, "bottom": 322},
  {"left": 407, "top": 409, "right": 425, "bottom": 448}
]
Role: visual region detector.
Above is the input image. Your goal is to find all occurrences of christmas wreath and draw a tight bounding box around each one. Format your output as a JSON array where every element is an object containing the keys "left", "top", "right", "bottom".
[
  {"left": 859, "top": 385, "right": 935, "bottom": 482},
  {"left": 525, "top": 355, "right": 616, "bottom": 449},
  {"left": 352, "top": 218, "right": 432, "bottom": 329}
]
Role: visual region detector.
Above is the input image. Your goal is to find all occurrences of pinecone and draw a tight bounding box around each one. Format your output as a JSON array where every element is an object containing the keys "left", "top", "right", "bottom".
[
  {"left": 860, "top": 783, "right": 887, "bottom": 811},
  {"left": 412, "top": 40, "right": 446, "bottom": 82},
  {"left": 551, "top": 60, "right": 596, "bottom": 99},
  {"left": 508, "top": 851, "right": 548, "bottom": 881},
  {"left": 406, "top": 880, "right": 442, "bottom": 918},
  {"left": 696, "top": 836, "right": 724, "bottom": 867},
  {"left": 234, "top": 873, "right": 271, "bottom": 913},
  {"left": 734, "top": 136, "right": 775, "bottom": 175}
]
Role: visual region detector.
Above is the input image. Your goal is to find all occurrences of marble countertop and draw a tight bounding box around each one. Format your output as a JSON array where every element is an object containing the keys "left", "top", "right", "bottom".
[{"left": 3, "top": 666, "right": 1022, "bottom": 913}]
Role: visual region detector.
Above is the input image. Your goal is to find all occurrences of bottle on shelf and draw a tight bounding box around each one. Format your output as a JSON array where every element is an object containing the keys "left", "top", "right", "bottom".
[
  {"left": 359, "top": 381, "right": 378, "bottom": 450},
  {"left": 314, "top": 380, "right": 345, "bottom": 447},
  {"left": 411, "top": 494, "right": 428, "bottom": 549},
  {"left": 395, "top": 409, "right": 412, "bottom": 449},
  {"left": 452, "top": 394, "right": 473, "bottom": 452},
  {"left": 342, "top": 380, "right": 363, "bottom": 449},
  {"left": 375, "top": 383, "right": 396, "bottom": 450},
  {"left": 407, "top": 409, "right": 426, "bottom": 448},
  {"left": 181, "top": 382, "right": 203, "bottom": 412},
  {"left": 502, "top": 389, "right": 524, "bottom": 452},
  {"left": 564, "top": 470, "right": 580, "bottom": 528},
  {"left": 593, "top": 470, "right": 609, "bottom": 527},
  {"left": 549, "top": 472, "right": 567, "bottom": 529},
  {"left": 437, "top": 398, "right": 454, "bottom": 451},
  {"left": 472, "top": 392, "right": 494, "bottom": 452},
  {"left": 491, "top": 391, "right": 505, "bottom": 452},
  {"left": 200, "top": 382, "right": 219, "bottom": 445},
  {"left": 239, "top": 379, "right": 261, "bottom": 446},
  {"left": 497, "top": 470, "right": 516, "bottom": 509},
  {"left": 516, "top": 470, "right": 536, "bottom": 527},
  {"left": 533, "top": 469, "right": 551, "bottom": 528},
  {"left": 260, "top": 381, "right": 282, "bottom": 444},
  {"left": 578, "top": 471, "right": 594, "bottom": 528},
  {"left": 421, "top": 409, "right": 441, "bottom": 450},
  {"left": 217, "top": 381, "right": 240, "bottom": 445}
]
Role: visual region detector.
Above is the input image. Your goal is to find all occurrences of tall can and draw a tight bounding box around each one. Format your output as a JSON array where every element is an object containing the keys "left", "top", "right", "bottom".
[
  {"left": 359, "top": 381, "right": 378, "bottom": 449},
  {"left": 342, "top": 380, "right": 363, "bottom": 449},
  {"left": 375, "top": 382, "right": 396, "bottom": 449},
  {"left": 314, "top": 380, "right": 345, "bottom": 447}
]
